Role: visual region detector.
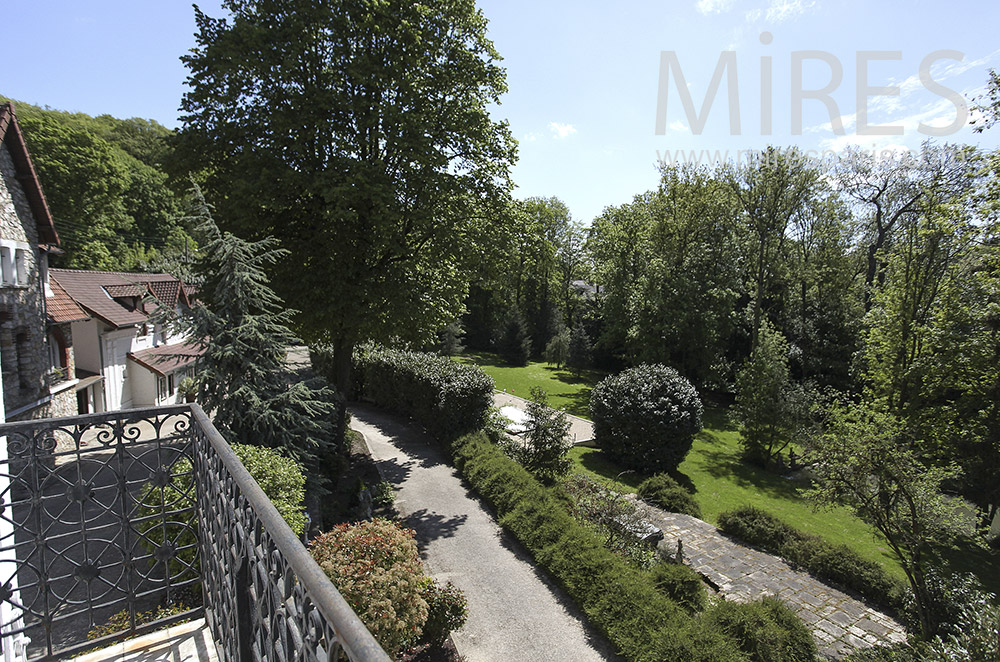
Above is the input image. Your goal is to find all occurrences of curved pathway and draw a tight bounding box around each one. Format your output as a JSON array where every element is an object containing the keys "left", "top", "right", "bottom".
[
  {"left": 350, "top": 405, "right": 619, "bottom": 662},
  {"left": 641, "top": 508, "right": 908, "bottom": 660}
]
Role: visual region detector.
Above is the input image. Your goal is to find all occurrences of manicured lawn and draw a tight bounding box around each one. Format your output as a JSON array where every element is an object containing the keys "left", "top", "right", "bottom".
[
  {"left": 456, "top": 351, "right": 603, "bottom": 419},
  {"left": 461, "top": 351, "right": 1000, "bottom": 594}
]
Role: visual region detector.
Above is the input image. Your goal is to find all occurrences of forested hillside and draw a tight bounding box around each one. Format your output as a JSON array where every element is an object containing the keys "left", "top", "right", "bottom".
[{"left": 0, "top": 97, "right": 193, "bottom": 272}]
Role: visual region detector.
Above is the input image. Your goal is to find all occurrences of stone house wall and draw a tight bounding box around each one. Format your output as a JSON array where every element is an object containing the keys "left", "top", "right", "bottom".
[{"left": 0, "top": 141, "right": 54, "bottom": 420}]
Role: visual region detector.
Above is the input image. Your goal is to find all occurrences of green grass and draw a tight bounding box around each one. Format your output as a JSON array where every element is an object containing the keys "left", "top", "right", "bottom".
[
  {"left": 456, "top": 351, "right": 603, "bottom": 419},
  {"left": 460, "top": 351, "right": 1000, "bottom": 595}
]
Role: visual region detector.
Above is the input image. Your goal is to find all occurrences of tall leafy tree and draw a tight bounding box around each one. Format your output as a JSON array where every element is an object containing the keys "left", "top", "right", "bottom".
[
  {"left": 726, "top": 147, "right": 818, "bottom": 348},
  {"left": 174, "top": 0, "right": 516, "bottom": 393}
]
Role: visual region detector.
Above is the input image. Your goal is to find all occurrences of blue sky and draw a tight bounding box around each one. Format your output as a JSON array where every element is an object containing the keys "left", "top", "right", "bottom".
[{"left": 4, "top": 0, "right": 999, "bottom": 225}]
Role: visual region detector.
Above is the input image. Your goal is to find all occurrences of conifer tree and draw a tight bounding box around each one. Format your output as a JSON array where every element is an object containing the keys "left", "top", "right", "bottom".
[
  {"left": 168, "top": 186, "right": 339, "bottom": 463},
  {"left": 567, "top": 320, "right": 592, "bottom": 375}
]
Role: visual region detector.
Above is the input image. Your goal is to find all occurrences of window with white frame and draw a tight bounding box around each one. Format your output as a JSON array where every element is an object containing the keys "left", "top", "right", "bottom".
[{"left": 0, "top": 240, "right": 31, "bottom": 288}]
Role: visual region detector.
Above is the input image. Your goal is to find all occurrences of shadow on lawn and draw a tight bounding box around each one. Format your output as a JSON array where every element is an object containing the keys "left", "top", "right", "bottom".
[{"left": 695, "top": 445, "right": 804, "bottom": 501}]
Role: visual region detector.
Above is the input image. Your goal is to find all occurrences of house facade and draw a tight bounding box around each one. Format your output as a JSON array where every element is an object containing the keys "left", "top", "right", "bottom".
[
  {"left": 0, "top": 102, "right": 85, "bottom": 421},
  {"left": 50, "top": 269, "right": 200, "bottom": 412}
]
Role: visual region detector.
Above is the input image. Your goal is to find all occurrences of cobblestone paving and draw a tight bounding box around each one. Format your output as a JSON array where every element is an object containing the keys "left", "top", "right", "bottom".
[{"left": 642, "top": 508, "right": 908, "bottom": 660}]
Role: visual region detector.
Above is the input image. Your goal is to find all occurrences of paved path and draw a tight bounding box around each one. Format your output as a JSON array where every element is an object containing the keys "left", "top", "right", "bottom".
[
  {"left": 641, "top": 508, "right": 908, "bottom": 660},
  {"left": 350, "top": 405, "right": 618, "bottom": 662},
  {"left": 492, "top": 391, "right": 594, "bottom": 445}
]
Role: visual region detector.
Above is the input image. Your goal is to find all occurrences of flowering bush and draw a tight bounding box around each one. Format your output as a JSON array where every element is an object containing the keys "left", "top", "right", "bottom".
[{"left": 310, "top": 519, "right": 428, "bottom": 655}]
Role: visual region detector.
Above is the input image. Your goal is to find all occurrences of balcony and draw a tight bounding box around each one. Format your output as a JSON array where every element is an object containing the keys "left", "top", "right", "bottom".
[{"left": 0, "top": 404, "right": 391, "bottom": 662}]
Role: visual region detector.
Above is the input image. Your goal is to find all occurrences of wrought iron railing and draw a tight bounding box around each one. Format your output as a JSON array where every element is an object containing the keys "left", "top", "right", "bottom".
[{"left": 0, "top": 404, "right": 390, "bottom": 662}]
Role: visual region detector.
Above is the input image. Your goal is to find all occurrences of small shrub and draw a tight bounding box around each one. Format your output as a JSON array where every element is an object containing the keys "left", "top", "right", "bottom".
[
  {"left": 372, "top": 480, "right": 396, "bottom": 508},
  {"left": 649, "top": 562, "right": 708, "bottom": 613},
  {"left": 590, "top": 364, "right": 703, "bottom": 473},
  {"left": 702, "top": 597, "right": 817, "bottom": 662},
  {"left": 717, "top": 506, "right": 905, "bottom": 613},
  {"left": 638, "top": 474, "right": 702, "bottom": 518},
  {"left": 513, "top": 387, "right": 572, "bottom": 483},
  {"left": 310, "top": 519, "right": 428, "bottom": 656},
  {"left": 352, "top": 343, "right": 494, "bottom": 442},
  {"left": 418, "top": 578, "right": 468, "bottom": 646}
]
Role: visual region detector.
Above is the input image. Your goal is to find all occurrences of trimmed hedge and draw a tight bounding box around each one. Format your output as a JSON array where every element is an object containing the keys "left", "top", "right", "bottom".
[
  {"left": 637, "top": 473, "right": 702, "bottom": 518},
  {"left": 450, "top": 430, "right": 756, "bottom": 662},
  {"left": 352, "top": 344, "right": 494, "bottom": 441},
  {"left": 717, "top": 506, "right": 906, "bottom": 613},
  {"left": 702, "top": 597, "right": 817, "bottom": 662},
  {"left": 590, "top": 364, "right": 703, "bottom": 473},
  {"left": 649, "top": 562, "right": 708, "bottom": 614}
]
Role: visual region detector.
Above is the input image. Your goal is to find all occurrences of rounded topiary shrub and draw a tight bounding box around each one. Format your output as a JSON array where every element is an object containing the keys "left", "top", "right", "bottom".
[
  {"left": 590, "top": 364, "right": 703, "bottom": 473},
  {"left": 637, "top": 473, "right": 702, "bottom": 518},
  {"left": 310, "top": 519, "right": 428, "bottom": 656}
]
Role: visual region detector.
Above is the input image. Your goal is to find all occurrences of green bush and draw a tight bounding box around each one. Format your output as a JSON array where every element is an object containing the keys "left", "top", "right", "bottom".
[
  {"left": 590, "top": 364, "right": 703, "bottom": 473},
  {"left": 637, "top": 474, "right": 702, "bottom": 518},
  {"left": 137, "top": 443, "right": 307, "bottom": 582},
  {"left": 649, "top": 562, "right": 708, "bottom": 613},
  {"left": 310, "top": 519, "right": 428, "bottom": 656},
  {"left": 903, "top": 568, "right": 994, "bottom": 639},
  {"left": 717, "top": 506, "right": 905, "bottom": 613},
  {"left": 701, "top": 597, "right": 817, "bottom": 662},
  {"left": 448, "top": 430, "right": 748, "bottom": 662},
  {"left": 418, "top": 577, "right": 468, "bottom": 646},
  {"left": 352, "top": 343, "right": 494, "bottom": 441}
]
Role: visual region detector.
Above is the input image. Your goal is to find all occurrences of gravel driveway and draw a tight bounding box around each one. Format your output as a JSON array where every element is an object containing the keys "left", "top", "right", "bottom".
[{"left": 350, "top": 405, "right": 619, "bottom": 662}]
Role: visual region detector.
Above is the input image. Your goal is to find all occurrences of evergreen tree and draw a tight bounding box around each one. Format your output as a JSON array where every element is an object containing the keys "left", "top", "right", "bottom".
[
  {"left": 734, "top": 319, "right": 809, "bottom": 467},
  {"left": 544, "top": 327, "right": 570, "bottom": 368},
  {"left": 499, "top": 309, "right": 531, "bottom": 366},
  {"left": 437, "top": 321, "right": 465, "bottom": 357},
  {"left": 168, "top": 186, "right": 339, "bottom": 463},
  {"left": 567, "top": 320, "right": 592, "bottom": 375},
  {"left": 518, "top": 387, "right": 572, "bottom": 483}
]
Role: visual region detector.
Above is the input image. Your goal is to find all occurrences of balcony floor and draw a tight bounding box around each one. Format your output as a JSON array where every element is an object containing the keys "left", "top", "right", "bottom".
[{"left": 70, "top": 619, "right": 219, "bottom": 662}]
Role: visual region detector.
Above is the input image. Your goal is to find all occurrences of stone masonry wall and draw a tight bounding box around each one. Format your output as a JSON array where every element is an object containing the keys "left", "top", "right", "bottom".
[{"left": 0, "top": 142, "right": 52, "bottom": 418}]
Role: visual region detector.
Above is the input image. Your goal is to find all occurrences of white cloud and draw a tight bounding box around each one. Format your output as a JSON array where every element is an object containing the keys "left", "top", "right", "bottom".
[
  {"left": 765, "top": 0, "right": 816, "bottom": 22},
  {"left": 521, "top": 132, "right": 539, "bottom": 143},
  {"left": 696, "top": 0, "right": 736, "bottom": 15},
  {"left": 669, "top": 120, "right": 689, "bottom": 132},
  {"left": 549, "top": 122, "right": 577, "bottom": 139}
]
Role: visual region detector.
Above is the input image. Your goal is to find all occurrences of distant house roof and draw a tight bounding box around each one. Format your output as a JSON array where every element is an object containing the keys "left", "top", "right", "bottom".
[
  {"left": 46, "top": 278, "right": 90, "bottom": 324},
  {"left": 49, "top": 269, "right": 191, "bottom": 329},
  {"left": 0, "top": 103, "right": 60, "bottom": 246},
  {"left": 127, "top": 340, "right": 202, "bottom": 377}
]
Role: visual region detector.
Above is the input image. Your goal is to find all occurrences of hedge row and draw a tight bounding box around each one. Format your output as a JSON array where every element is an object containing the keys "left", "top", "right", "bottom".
[
  {"left": 717, "top": 506, "right": 906, "bottom": 613},
  {"left": 448, "top": 431, "right": 815, "bottom": 662},
  {"left": 350, "top": 344, "right": 494, "bottom": 442}
]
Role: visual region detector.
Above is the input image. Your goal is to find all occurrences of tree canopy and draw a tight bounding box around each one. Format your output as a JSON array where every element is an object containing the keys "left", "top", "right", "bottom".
[{"left": 173, "top": 0, "right": 517, "bottom": 391}]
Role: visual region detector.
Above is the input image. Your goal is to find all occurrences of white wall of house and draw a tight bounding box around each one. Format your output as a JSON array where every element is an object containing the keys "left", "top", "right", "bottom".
[
  {"left": 129, "top": 365, "right": 157, "bottom": 408},
  {"left": 70, "top": 319, "right": 101, "bottom": 374}
]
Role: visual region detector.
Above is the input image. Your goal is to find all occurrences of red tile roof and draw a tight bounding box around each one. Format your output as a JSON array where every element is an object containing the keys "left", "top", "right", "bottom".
[
  {"left": 0, "top": 103, "right": 59, "bottom": 246},
  {"left": 46, "top": 278, "right": 89, "bottom": 324},
  {"left": 49, "top": 269, "right": 189, "bottom": 328},
  {"left": 127, "top": 340, "right": 203, "bottom": 377}
]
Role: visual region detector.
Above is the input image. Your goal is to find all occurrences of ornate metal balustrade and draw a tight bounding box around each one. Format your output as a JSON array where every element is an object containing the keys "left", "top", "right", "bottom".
[{"left": 0, "top": 404, "right": 390, "bottom": 662}]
